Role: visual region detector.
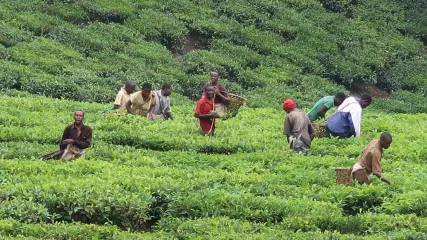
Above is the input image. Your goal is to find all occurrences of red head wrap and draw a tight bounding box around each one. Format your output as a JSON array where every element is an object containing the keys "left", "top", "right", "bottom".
[{"left": 282, "top": 98, "right": 296, "bottom": 111}]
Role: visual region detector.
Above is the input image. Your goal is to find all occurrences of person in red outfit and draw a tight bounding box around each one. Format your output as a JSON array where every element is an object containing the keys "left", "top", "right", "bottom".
[{"left": 195, "top": 85, "right": 221, "bottom": 136}]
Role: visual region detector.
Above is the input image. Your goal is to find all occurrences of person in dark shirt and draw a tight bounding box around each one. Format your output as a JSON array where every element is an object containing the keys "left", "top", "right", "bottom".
[
  {"left": 202, "top": 71, "right": 230, "bottom": 115},
  {"left": 59, "top": 110, "right": 92, "bottom": 160},
  {"left": 283, "top": 99, "right": 315, "bottom": 154},
  {"left": 41, "top": 110, "right": 92, "bottom": 160}
]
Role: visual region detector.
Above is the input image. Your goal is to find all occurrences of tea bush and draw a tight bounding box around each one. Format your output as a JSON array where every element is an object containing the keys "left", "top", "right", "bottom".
[
  {"left": 0, "top": 0, "right": 426, "bottom": 112},
  {"left": 1, "top": 94, "right": 427, "bottom": 238}
]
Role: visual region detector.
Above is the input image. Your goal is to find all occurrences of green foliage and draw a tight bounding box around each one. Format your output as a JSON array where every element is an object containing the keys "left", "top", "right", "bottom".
[
  {"left": 125, "top": 9, "right": 188, "bottom": 44},
  {"left": 43, "top": 0, "right": 138, "bottom": 24},
  {"left": 179, "top": 50, "right": 237, "bottom": 76},
  {"left": 0, "top": 0, "right": 426, "bottom": 112},
  {"left": 0, "top": 23, "right": 34, "bottom": 48},
  {"left": 10, "top": 37, "right": 85, "bottom": 75},
  {"left": 378, "top": 56, "right": 427, "bottom": 94},
  {"left": 1, "top": 94, "right": 427, "bottom": 238},
  {"left": 1, "top": 0, "right": 427, "bottom": 237},
  {"left": 0, "top": 218, "right": 171, "bottom": 239},
  {"left": 7, "top": 12, "right": 64, "bottom": 36},
  {"left": 48, "top": 22, "right": 143, "bottom": 54},
  {"left": 371, "top": 90, "right": 427, "bottom": 114}
]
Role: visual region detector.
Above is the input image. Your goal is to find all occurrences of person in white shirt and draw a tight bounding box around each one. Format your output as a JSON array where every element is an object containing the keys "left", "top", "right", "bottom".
[
  {"left": 149, "top": 83, "right": 174, "bottom": 120},
  {"left": 325, "top": 94, "right": 372, "bottom": 138}
]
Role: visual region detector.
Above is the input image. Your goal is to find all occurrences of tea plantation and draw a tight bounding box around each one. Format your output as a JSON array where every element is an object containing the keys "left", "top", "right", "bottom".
[
  {"left": 1, "top": 91, "right": 427, "bottom": 239},
  {"left": 1, "top": 0, "right": 427, "bottom": 239}
]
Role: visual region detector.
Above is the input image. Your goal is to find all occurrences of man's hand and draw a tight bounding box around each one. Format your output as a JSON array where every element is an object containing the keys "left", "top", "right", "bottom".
[
  {"left": 166, "top": 112, "right": 174, "bottom": 120},
  {"left": 213, "top": 86, "right": 219, "bottom": 94},
  {"left": 211, "top": 112, "right": 221, "bottom": 118},
  {"left": 381, "top": 177, "right": 391, "bottom": 185},
  {"left": 62, "top": 139, "right": 74, "bottom": 144}
]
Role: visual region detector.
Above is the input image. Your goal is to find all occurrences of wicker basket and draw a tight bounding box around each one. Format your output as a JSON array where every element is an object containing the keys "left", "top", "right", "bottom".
[
  {"left": 335, "top": 168, "right": 353, "bottom": 185},
  {"left": 40, "top": 150, "right": 62, "bottom": 160},
  {"left": 229, "top": 93, "right": 247, "bottom": 113},
  {"left": 312, "top": 123, "right": 328, "bottom": 138}
]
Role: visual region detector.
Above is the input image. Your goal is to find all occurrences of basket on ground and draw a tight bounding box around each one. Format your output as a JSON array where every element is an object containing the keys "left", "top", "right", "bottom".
[
  {"left": 335, "top": 168, "right": 353, "bottom": 185},
  {"left": 313, "top": 123, "right": 328, "bottom": 138},
  {"left": 40, "top": 150, "right": 62, "bottom": 160}
]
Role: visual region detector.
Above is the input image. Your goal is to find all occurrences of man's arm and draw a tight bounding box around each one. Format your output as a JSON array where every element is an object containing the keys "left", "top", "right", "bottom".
[
  {"left": 317, "top": 105, "right": 329, "bottom": 119},
  {"left": 126, "top": 100, "right": 133, "bottom": 114},
  {"left": 216, "top": 92, "right": 230, "bottom": 104},
  {"left": 284, "top": 116, "right": 291, "bottom": 143},
  {"left": 164, "top": 99, "right": 173, "bottom": 120},
  {"left": 59, "top": 127, "right": 69, "bottom": 150},
  {"left": 147, "top": 95, "right": 157, "bottom": 118},
  {"left": 165, "top": 112, "right": 174, "bottom": 120},
  {"left": 215, "top": 85, "right": 230, "bottom": 104},
  {"left": 194, "top": 112, "right": 220, "bottom": 119},
  {"left": 215, "top": 92, "right": 230, "bottom": 103},
  {"left": 372, "top": 172, "right": 391, "bottom": 185},
  {"left": 148, "top": 104, "right": 155, "bottom": 114},
  {"left": 113, "top": 91, "right": 123, "bottom": 109},
  {"left": 194, "top": 100, "right": 219, "bottom": 119},
  {"left": 370, "top": 151, "right": 390, "bottom": 184},
  {"left": 73, "top": 127, "right": 92, "bottom": 149}
]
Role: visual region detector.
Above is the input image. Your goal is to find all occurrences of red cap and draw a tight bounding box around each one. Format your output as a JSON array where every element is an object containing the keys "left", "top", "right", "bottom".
[{"left": 282, "top": 98, "right": 296, "bottom": 111}]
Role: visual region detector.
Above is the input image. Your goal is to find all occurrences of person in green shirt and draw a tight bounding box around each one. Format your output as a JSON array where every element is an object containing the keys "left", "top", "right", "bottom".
[{"left": 307, "top": 93, "right": 347, "bottom": 122}]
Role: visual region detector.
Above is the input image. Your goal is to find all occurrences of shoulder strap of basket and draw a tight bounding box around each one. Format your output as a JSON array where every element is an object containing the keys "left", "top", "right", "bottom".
[{"left": 325, "top": 101, "right": 359, "bottom": 121}]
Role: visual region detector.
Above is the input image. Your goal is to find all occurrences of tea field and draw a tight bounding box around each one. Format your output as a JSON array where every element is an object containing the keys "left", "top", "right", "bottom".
[
  {"left": 1, "top": 91, "right": 427, "bottom": 239},
  {"left": 1, "top": 0, "right": 427, "bottom": 238}
]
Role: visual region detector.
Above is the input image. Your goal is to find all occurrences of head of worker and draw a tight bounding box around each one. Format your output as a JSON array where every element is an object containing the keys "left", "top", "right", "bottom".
[
  {"left": 380, "top": 132, "right": 392, "bottom": 150},
  {"left": 161, "top": 83, "right": 172, "bottom": 97},
  {"left": 358, "top": 94, "right": 372, "bottom": 109},
  {"left": 73, "top": 110, "right": 85, "bottom": 125},
  {"left": 204, "top": 84, "right": 215, "bottom": 100},
  {"left": 334, "top": 92, "right": 347, "bottom": 107},
  {"left": 141, "top": 82, "right": 152, "bottom": 98},
  {"left": 282, "top": 98, "right": 296, "bottom": 114},
  {"left": 124, "top": 80, "right": 136, "bottom": 95},
  {"left": 210, "top": 71, "right": 219, "bottom": 84}
]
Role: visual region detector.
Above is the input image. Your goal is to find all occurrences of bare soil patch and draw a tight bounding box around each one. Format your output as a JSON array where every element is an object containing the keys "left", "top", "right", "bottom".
[
  {"left": 350, "top": 84, "right": 390, "bottom": 98},
  {"left": 170, "top": 31, "right": 210, "bottom": 56}
]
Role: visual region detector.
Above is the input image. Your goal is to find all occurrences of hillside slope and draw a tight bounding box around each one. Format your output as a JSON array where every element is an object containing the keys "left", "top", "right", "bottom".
[{"left": 0, "top": 0, "right": 426, "bottom": 112}]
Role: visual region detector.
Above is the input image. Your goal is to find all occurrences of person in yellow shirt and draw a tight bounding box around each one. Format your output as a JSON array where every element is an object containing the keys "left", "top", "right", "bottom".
[
  {"left": 126, "top": 82, "right": 156, "bottom": 117},
  {"left": 113, "top": 80, "right": 136, "bottom": 110}
]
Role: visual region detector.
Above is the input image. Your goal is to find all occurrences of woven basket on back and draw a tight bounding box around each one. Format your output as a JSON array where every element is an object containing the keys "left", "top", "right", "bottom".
[
  {"left": 312, "top": 123, "right": 328, "bottom": 138},
  {"left": 229, "top": 93, "right": 247, "bottom": 114},
  {"left": 335, "top": 168, "right": 353, "bottom": 185}
]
